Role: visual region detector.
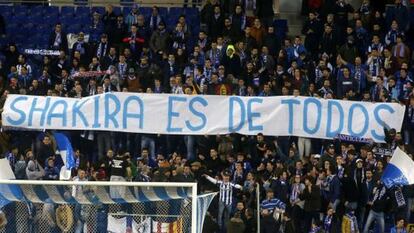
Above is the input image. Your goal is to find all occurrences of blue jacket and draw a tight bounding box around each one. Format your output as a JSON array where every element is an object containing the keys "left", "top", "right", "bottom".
[
  {"left": 327, "top": 175, "right": 341, "bottom": 203},
  {"left": 44, "top": 166, "right": 59, "bottom": 180}
]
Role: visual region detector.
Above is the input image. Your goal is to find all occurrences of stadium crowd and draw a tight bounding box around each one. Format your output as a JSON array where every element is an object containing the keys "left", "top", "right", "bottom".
[{"left": 0, "top": 0, "right": 414, "bottom": 232}]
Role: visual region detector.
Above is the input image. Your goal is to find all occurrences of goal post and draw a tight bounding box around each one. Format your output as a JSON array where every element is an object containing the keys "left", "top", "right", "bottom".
[{"left": 0, "top": 180, "right": 214, "bottom": 233}]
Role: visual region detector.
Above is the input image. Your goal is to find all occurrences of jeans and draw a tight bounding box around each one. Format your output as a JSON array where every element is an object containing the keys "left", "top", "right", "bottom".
[
  {"left": 217, "top": 201, "right": 232, "bottom": 229},
  {"left": 110, "top": 176, "right": 126, "bottom": 199},
  {"left": 184, "top": 135, "right": 195, "bottom": 161},
  {"left": 363, "top": 210, "right": 384, "bottom": 233},
  {"left": 141, "top": 136, "right": 156, "bottom": 160},
  {"left": 297, "top": 137, "right": 311, "bottom": 159},
  {"left": 357, "top": 205, "right": 366, "bottom": 231}
]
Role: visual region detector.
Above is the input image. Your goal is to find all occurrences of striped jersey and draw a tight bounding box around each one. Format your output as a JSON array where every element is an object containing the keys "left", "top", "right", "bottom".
[
  {"left": 260, "top": 198, "right": 286, "bottom": 213},
  {"left": 205, "top": 175, "right": 243, "bottom": 205}
]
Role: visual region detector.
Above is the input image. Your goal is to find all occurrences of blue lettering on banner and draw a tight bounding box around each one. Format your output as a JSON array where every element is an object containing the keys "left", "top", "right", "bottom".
[
  {"left": 348, "top": 104, "right": 369, "bottom": 137},
  {"left": 326, "top": 100, "right": 344, "bottom": 137},
  {"left": 229, "top": 97, "right": 246, "bottom": 132},
  {"left": 92, "top": 95, "right": 101, "bottom": 128},
  {"left": 123, "top": 96, "right": 144, "bottom": 129},
  {"left": 47, "top": 100, "right": 68, "bottom": 127},
  {"left": 6, "top": 96, "right": 28, "bottom": 126},
  {"left": 28, "top": 97, "right": 51, "bottom": 127},
  {"left": 303, "top": 98, "right": 322, "bottom": 134},
  {"left": 1, "top": 94, "right": 404, "bottom": 142},
  {"left": 371, "top": 104, "right": 395, "bottom": 141},
  {"left": 167, "top": 96, "right": 186, "bottom": 132},
  {"left": 186, "top": 97, "right": 208, "bottom": 131},
  {"left": 281, "top": 99, "right": 300, "bottom": 134},
  {"left": 247, "top": 98, "right": 263, "bottom": 131},
  {"left": 104, "top": 93, "right": 120, "bottom": 128},
  {"left": 72, "top": 99, "right": 89, "bottom": 127}
]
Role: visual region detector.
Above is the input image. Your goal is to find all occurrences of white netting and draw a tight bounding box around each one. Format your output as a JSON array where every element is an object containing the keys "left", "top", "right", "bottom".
[{"left": 0, "top": 182, "right": 195, "bottom": 233}]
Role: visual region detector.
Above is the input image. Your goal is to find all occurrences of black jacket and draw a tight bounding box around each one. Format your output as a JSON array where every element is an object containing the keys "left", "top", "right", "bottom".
[
  {"left": 48, "top": 31, "right": 68, "bottom": 52},
  {"left": 300, "top": 185, "right": 321, "bottom": 212}
]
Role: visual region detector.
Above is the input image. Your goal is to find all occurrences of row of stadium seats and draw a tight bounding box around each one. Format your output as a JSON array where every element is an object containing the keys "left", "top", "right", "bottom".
[
  {"left": 0, "top": 5, "right": 199, "bottom": 20},
  {"left": 0, "top": 4, "right": 202, "bottom": 49}
]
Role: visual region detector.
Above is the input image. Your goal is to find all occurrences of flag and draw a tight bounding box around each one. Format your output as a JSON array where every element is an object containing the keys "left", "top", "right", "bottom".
[
  {"left": 0, "top": 158, "right": 21, "bottom": 208},
  {"left": 137, "top": 218, "right": 151, "bottom": 233},
  {"left": 152, "top": 219, "right": 183, "bottom": 233},
  {"left": 54, "top": 133, "right": 75, "bottom": 180},
  {"left": 0, "top": 158, "right": 15, "bottom": 180},
  {"left": 107, "top": 215, "right": 150, "bottom": 233},
  {"left": 382, "top": 147, "right": 414, "bottom": 188}
]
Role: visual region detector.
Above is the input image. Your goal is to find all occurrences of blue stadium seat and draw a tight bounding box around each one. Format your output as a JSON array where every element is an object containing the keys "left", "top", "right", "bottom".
[
  {"left": 60, "top": 15, "right": 78, "bottom": 25},
  {"left": 66, "top": 24, "right": 82, "bottom": 33},
  {"left": 77, "top": 15, "right": 90, "bottom": 25},
  {"left": 36, "top": 23, "right": 50, "bottom": 33},
  {"left": 0, "top": 5, "right": 13, "bottom": 14},
  {"left": 122, "top": 7, "right": 132, "bottom": 16},
  {"left": 158, "top": 7, "right": 168, "bottom": 17},
  {"left": 45, "top": 14, "right": 60, "bottom": 25},
  {"left": 28, "top": 14, "right": 44, "bottom": 24},
  {"left": 139, "top": 7, "right": 151, "bottom": 17},
  {"left": 91, "top": 6, "right": 105, "bottom": 15},
  {"left": 61, "top": 6, "right": 75, "bottom": 16},
  {"left": 13, "top": 5, "right": 28, "bottom": 14},
  {"left": 29, "top": 5, "right": 45, "bottom": 14},
  {"left": 76, "top": 7, "right": 90, "bottom": 16},
  {"left": 113, "top": 7, "right": 121, "bottom": 16},
  {"left": 45, "top": 6, "right": 59, "bottom": 16},
  {"left": 184, "top": 7, "right": 198, "bottom": 16},
  {"left": 11, "top": 14, "right": 26, "bottom": 23},
  {"left": 169, "top": 7, "right": 184, "bottom": 16}
]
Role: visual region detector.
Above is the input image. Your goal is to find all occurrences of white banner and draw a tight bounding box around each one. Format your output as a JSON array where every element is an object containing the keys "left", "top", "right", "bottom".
[{"left": 1, "top": 93, "right": 406, "bottom": 142}]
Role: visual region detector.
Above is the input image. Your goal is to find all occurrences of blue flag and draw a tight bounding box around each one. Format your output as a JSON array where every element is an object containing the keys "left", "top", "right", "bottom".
[
  {"left": 382, "top": 147, "right": 414, "bottom": 188},
  {"left": 54, "top": 133, "right": 75, "bottom": 170}
]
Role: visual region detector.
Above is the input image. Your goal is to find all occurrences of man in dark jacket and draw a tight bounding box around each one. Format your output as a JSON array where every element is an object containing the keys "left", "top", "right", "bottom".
[
  {"left": 263, "top": 26, "right": 281, "bottom": 57},
  {"left": 302, "top": 12, "right": 322, "bottom": 59},
  {"left": 363, "top": 181, "right": 389, "bottom": 233},
  {"left": 326, "top": 167, "right": 341, "bottom": 212},
  {"left": 208, "top": 5, "right": 224, "bottom": 41},
  {"left": 37, "top": 135, "right": 55, "bottom": 166},
  {"left": 256, "top": 0, "right": 274, "bottom": 27},
  {"left": 48, "top": 23, "right": 68, "bottom": 52},
  {"left": 300, "top": 176, "right": 321, "bottom": 233}
]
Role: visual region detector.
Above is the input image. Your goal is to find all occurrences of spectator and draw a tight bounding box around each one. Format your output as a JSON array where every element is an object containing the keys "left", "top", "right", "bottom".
[
  {"left": 203, "top": 170, "right": 243, "bottom": 230},
  {"left": 390, "top": 218, "right": 408, "bottom": 233},
  {"left": 149, "top": 21, "right": 170, "bottom": 54},
  {"left": 125, "top": 4, "right": 140, "bottom": 30},
  {"left": 260, "top": 189, "right": 286, "bottom": 233},
  {"left": 26, "top": 150, "right": 45, "bottom": 180},
  {"left": 363, "top": 181, "right": 389, "bottom": 233},
  {"left": 43, "top": 157, "right": 59, "bottom": 180},
  {"left": 48, "top": 23, "right": 68, "bottom": 52},
  {"left": 148, "top": 6, "right": 163, "bottom": 32}
]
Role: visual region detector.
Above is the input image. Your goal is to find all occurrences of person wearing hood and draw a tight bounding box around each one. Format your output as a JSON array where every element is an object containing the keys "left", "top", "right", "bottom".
[
  {"left": 221, "top": 45, "right": 241, "bottom": 77},
  {"left": 26, "top": 149, "right": 45, "bottom": 180}
]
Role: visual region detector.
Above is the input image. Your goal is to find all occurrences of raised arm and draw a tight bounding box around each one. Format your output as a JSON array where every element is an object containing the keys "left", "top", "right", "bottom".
[{"left": 203, "top": 174, "right": 219, "bottom": 185}]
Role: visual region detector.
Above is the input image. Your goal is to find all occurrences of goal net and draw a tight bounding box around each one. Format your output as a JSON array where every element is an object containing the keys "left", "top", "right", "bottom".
[{"left": 0, "top": 180, "right": 216, "bottom": 233}]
